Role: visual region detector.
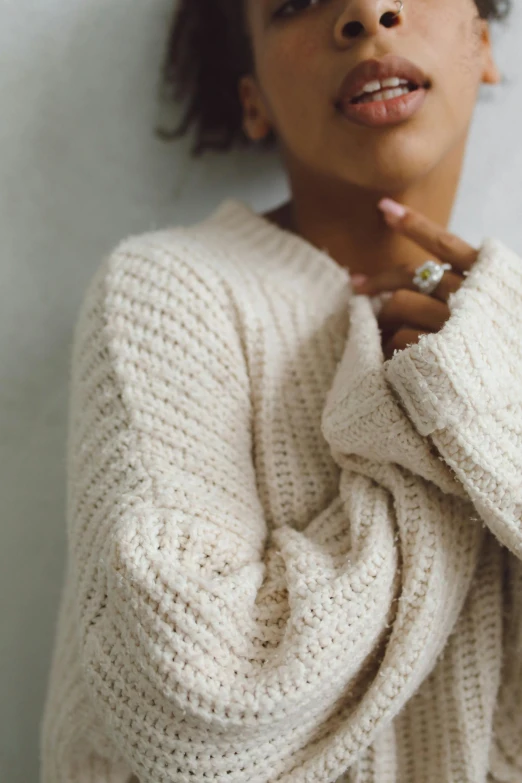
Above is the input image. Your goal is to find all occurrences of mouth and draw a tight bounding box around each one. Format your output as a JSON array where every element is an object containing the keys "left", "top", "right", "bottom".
[
  {"left": 335, "top": 81, "right": 431, "bottom": 128},
  {"left": 346, "top": 80, "right": 427, "bottom": 105},
  {"left": 335, "top": 54, "right": 432, "bottom": 110}
]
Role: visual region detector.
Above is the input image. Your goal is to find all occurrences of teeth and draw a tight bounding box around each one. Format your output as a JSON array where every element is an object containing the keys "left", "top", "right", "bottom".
[
  {"left": 355, "top": 77, "right": 409, "bottom": 100},
  {"left": 357, "top": 86, "right": 411, "bottom": 104}
]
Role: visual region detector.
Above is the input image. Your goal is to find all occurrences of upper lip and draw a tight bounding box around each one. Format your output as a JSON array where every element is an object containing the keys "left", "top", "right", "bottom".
[{"left": 336, "top": 55, "right": 431, "bottom": 105}]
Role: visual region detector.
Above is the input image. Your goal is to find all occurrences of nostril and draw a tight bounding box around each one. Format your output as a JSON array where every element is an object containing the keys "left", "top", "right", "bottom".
[{"left": 382, "top": 10, "right": 401, "bottom": 27}]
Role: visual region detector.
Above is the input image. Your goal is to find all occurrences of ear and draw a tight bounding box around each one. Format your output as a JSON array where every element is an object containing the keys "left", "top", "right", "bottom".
[
  {"left": 238, "top": 75, "right": 272, "bottom": 141},
  {"left": 478, "top": 21, "right": 502, "bottom": 85}
]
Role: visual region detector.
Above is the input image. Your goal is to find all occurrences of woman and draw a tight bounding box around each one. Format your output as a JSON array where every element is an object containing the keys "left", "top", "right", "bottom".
[{"left": 40, "top": 0, "right": 521, "bottom": 781}]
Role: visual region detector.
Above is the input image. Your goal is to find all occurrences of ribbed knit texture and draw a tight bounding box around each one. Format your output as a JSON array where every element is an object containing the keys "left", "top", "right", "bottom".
[{"left": 40, "top": 198, "right": 522, "bottom": 783}]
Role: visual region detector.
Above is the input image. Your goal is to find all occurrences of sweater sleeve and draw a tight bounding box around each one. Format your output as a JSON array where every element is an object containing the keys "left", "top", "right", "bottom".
[
  {"left": 383, "top": 236, "right": 522, "bottom": 558},
  {"left": 42, "top": 236, "right": 411, "bottom": 783}
]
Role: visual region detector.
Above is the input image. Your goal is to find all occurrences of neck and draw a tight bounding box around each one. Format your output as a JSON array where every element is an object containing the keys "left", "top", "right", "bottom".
[{"left": 274, "top": 135, "right": 467, "bottom": 278}]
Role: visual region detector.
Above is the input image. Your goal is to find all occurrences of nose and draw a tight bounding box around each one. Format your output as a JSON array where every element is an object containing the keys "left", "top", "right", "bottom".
[{"left": 333, "top": 0, "right": 403, "bottom": 43}]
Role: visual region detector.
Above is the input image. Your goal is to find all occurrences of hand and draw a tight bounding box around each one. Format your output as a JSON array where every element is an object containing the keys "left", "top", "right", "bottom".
[{"left": 351, "top": 198, "right": 479, "bottom": 361}]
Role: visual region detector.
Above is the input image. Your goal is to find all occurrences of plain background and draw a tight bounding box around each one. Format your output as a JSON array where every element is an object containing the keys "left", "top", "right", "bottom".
[{"left": 0, "top": 1, "right": 520, "bottom": 780}]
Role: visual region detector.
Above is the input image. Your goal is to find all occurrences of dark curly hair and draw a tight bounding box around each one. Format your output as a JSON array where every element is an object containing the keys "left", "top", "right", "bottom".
[{"left": 155, "top": 0, "right": 512, "bottom": 158}]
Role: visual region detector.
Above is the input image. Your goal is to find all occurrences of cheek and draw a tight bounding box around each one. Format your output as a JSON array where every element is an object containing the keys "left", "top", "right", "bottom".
[
  {"left": 412, "top": 20, "right": 482, "bottom": 137},
  {"left": 436, "top": 17, "right": 483, "bottom": 96},
  {"left": 260, "top": 34, "right": 327, "bottom": 127},
  {"left": 408, "top": 1, "right": 484, "bottom": 114},
  {"left": 270, "top": 27, "right": 322, "bottom": 73}
]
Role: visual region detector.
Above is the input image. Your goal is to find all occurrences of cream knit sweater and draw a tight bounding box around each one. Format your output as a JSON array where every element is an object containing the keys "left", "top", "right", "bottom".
[{"left": 40, "top": 198, "right": 522, "bottom": 783}]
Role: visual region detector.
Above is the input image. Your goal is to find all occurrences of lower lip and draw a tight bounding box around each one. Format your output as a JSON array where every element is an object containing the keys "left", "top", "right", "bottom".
[{"left": 337, "top": 87, "right": 428, "bottom": 128}]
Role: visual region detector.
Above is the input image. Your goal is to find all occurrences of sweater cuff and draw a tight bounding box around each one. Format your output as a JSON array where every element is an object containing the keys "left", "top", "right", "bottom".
[{"left": 383, "top": 236, "right": 522, "bottom": 437}]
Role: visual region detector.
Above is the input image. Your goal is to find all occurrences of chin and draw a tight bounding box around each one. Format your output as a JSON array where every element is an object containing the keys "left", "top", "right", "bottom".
[{"left": 330, "top": 140, "right": 443, "bottom": 190}]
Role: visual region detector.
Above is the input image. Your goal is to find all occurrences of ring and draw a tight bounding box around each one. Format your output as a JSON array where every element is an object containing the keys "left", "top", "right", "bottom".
[{"left": 413, "top": 260, "right": 453, "bottom": 296}]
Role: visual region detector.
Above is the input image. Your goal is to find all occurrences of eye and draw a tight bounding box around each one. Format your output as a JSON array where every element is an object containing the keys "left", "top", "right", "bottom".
[{"left": 273, "top": 0, "right": 322, "bottom": 20}]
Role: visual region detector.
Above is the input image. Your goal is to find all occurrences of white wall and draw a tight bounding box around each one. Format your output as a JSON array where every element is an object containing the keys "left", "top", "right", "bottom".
[{"left": 0, "top": 1, "right": 519, "bottom": 781}]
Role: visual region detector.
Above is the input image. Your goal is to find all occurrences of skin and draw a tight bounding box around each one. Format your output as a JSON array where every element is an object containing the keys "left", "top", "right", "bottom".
[
  {"left": 238, "top": 0, "right": 501, "bottom": 357},
  {"left": 358, "top": 199, "right": 479, "bottom": 357}
]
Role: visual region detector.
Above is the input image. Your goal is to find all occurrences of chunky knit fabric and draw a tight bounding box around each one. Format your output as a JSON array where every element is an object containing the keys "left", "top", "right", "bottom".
[{"left": 40, "top": 198, "right": 522, "bottom": 783}]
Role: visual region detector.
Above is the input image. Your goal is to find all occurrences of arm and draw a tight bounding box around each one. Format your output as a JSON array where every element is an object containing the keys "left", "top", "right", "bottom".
[{"left": 383, "top": 236, "right": 522, "bottom": 557}]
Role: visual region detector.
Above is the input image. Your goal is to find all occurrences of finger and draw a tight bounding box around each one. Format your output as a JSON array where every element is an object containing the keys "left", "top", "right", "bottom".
[
  {"left": 354, "top": 266, "right": 463, "bottom": 304},
  {"left": 378, "top": 289, "right": 450, "bottom": 333},
  {"left": 378, "top": 199, "right": 478, "bottom": 274},
  {"left": 383, "top": 328, "right": 430, "bottom": 360}
]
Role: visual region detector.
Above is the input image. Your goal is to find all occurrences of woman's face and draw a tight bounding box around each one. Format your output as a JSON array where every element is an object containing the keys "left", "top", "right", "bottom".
[{"left": 240, "top": 0, "right": 500, "bottom": 190}]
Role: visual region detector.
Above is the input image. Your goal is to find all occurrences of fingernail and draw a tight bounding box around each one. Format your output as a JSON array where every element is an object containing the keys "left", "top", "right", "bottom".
[
  {"left": 378, "top": 198, "right": 407, "bottom": 223},
  {"left": 351, "top": 274, "right": 368, "bottom": 286}
]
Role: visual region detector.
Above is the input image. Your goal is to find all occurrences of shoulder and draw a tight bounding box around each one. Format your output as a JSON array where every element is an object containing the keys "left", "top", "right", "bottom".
[
  {"left": 68, "top": 223, "right": 253, "bottom": 436},
  {"left": 101, "top": 223, "right": 237, "bottom": 306},
  {"left": 71, "top": 220, "right": 255, "bottom": 387},
  {"left": 76, "top": 220, "right": 244, "bottom": 340},
  {"left": 98, "top": 197, "right": 263, "bottom": 294}
]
